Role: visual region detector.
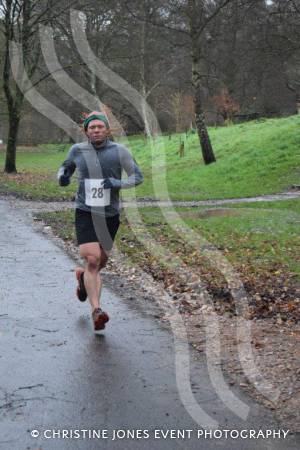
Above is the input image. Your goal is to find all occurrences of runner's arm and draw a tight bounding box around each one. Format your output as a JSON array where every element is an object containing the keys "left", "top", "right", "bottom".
[
  {"left": 103, "top": 147, "right": 143, "bottom": 190},
  {"left": 57, "top": 146, "right": 77, "bottom": 186}
]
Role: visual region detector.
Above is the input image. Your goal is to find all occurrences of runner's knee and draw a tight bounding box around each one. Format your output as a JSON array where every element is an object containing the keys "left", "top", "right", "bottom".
[
  {"left": 85, "top": 254, "right": 101, "bottom": 272},
  {"left": 99, "top": 252, "right": 108, "bottom": 270}
]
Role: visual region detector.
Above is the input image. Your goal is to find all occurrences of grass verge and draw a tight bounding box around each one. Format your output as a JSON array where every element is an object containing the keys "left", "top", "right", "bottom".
[
  {"left": 0, "top": 114, "right": 299, "bottom": 200},
  {"left": 37, "top": 199, "right": 300, "bottom": 322}
]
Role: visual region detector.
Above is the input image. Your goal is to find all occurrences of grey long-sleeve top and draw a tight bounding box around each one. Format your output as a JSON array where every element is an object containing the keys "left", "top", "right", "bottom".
[{"left": 57, "top": 139, "right": 143, "bottom": 216}]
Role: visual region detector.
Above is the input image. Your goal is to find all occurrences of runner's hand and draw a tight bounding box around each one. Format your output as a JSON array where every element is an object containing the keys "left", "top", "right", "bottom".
[
  {"left": 102, "top": 178, "right": 121, "bottom": 189},
  {"left": 57, "top": 166, "right": 71, "bottom": 186},
  {"left": 59, "top": 174, "right": 70, "bottom": 186}
]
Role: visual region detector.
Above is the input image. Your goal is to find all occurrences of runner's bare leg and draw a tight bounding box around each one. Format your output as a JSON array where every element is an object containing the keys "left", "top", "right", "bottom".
[
  {"left": 79, "top": 242, "right": 108, "bottom": 311},
  {"left": 79, "top": 242, "right": 102, "bottom": 311}
]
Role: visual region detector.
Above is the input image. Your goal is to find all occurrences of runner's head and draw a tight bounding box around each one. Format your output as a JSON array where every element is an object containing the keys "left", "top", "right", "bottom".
[{"left": 83, "top": 111, "right": 110, "bottom": 144}]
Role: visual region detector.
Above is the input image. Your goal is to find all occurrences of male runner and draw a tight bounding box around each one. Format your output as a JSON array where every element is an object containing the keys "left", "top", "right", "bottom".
[{"left": 57, "top": 112, "right": 143, "bottom": 331}]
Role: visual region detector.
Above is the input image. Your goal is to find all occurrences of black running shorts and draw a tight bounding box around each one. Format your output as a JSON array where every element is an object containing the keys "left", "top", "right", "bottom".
[{"left": 75, "top": 208, "right": 120, "bottom": 251}]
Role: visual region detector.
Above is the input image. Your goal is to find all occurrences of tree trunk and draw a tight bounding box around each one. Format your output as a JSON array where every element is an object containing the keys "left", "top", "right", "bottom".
[
  {"left": 4, "top": 110, "right": 20, "bottom": 173},
  {"left": 139, "top": 1, "right": 152, "bottom": 138},
  {"left": 192, "top": 58, "right": 216, "bottom": 165},
  {"left": 188, "top": 0, "right": 216, "bottom": 165},
  {"left": 3, "top": 1, "right": 24, "bottom": 173}
]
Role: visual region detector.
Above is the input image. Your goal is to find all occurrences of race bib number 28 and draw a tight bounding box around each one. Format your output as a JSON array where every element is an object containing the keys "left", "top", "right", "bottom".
[{"left": 85, "top": 179, "right": 111, "bottom": 207}]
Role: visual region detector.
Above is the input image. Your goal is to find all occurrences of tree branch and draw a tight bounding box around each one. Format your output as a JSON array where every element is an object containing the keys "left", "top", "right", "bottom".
[
  {"left": 199, "top": 0, "right": 234, "bottom": 36},
  {"left": 124, "top": 1, "right": 190, "bottom": 36},
  {"left": 23, "top": 61, "right": 88, "bottom": 94}
]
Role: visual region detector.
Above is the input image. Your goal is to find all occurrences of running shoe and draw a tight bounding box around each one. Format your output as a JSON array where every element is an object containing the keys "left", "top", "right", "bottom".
[
  {"left": 92, "top": 308, "right": 109, "bottom": 331},
  {"left": 75, "top": 268, "right": 87, "bottom": 302}
]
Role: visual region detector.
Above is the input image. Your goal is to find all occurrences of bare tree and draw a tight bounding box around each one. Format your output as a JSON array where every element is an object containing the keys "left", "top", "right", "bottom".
[
  {"left": 1, "top": 0, "right": 298, "bottom": 149},
  {"left": 0, "top": 0, "right": 80, "bottom": 172},
  {"left": 126, "top": 0, "right": 235, "bottom": 164},
  {"left": 121, "top": 0, "right": 178, "bottom": 136},
  {"left": 268, "top": 0, "right": 300, "bottom": 111}
]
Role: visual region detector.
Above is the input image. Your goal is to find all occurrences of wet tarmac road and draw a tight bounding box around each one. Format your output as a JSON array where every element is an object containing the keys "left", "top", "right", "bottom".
[{"left": 0, "top": 199, "right": 299, "bottom": 450}]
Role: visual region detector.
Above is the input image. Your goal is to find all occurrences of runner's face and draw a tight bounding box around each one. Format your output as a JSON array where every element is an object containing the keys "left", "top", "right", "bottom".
[{"left": 85, "top": 119, "right": 109, "bottom": 144}]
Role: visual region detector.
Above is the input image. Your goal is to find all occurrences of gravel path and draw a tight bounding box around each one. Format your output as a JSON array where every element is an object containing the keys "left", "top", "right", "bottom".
[
  {"left": 133, "top": 191, "right": 300, "bottom": 207},
  {"left": 1, "top": 190, "right": 299, "bottom": 212}
]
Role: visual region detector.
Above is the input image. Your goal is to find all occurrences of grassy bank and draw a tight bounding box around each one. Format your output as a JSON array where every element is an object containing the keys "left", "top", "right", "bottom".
[
  {"left": 1, "top": 114, "right": 299, "bottom": 200},
  {"left": 37, "top": 198, "right": 300, "bottom": 321}
]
